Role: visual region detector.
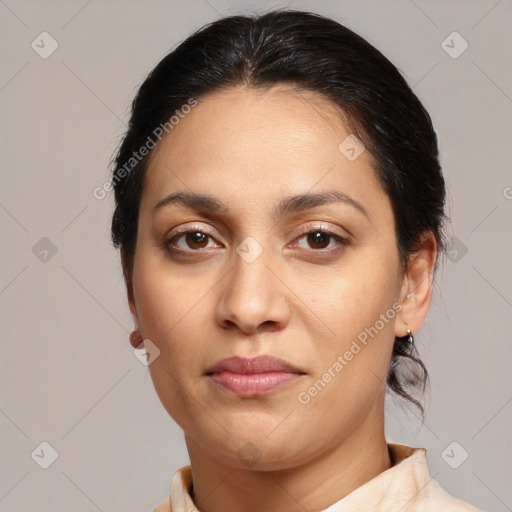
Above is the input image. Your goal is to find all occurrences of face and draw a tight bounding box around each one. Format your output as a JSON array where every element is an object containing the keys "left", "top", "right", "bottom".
[{"left": 128, "top": 85, "right": 407, "bottom": 470}]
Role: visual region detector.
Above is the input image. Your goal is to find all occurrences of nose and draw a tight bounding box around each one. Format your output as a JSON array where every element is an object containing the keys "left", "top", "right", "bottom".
[{"left": 214, "top": 242, "right": 291, "bottom": 335}]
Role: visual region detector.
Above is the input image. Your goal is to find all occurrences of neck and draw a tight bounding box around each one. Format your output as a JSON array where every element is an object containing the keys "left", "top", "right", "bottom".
[{"left": 184, "top": 401, "right": 391, "bottom": 512}]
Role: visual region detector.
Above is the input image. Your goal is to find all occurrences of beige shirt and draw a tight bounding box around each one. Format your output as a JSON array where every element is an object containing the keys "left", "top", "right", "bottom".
[{"left": 153, "top": 443, "right": 483, "bottom": 511}]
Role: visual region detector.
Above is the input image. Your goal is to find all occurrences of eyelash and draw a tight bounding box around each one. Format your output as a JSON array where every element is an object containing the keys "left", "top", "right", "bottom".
[{"left": 164, "top": 224, "right": 351, "bottom": 256}]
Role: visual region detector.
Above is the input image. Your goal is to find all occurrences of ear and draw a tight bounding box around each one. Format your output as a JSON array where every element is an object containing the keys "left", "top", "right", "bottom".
[
  {"left": 395, "top": 231, "right": 438, "bottom": 337},
  {"left": 122, "top": 252, "right": 141, "bottom": 347}
]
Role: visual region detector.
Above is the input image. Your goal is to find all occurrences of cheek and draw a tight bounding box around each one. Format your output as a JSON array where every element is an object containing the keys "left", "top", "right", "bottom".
[
  {"left": 303, "top": 252, "right": 399, "bottom": 337},
  {"left": 131, "top": 249, "right": 207, "bottom": 383},
  {"left": 132, "top": 255, "right": 211, "bottom": 429},
  {"left": 298, "top": 250, "right": 399, "bottom": 397},
  {"left": 295, "top": 279, "right": 396, "bottom": 440},
  {"left": 133, "top": 243, "right": 202, "bottom": 336}
]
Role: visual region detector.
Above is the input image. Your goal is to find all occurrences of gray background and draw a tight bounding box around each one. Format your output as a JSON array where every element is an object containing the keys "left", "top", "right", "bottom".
[{"left": 1, "top": 0, "right": 511, "bottom": 511}]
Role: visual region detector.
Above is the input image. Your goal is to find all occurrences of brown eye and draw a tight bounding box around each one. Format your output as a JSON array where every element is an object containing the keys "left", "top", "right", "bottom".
[
  {"left": 184, "top": 232, "right": 209, "bottom": 249},
  {"left": 166, "top": 229, "right": 217, "bottom": 253},
  {"left": 307, "top": 231, "right": 331, "bottom": 250},
  {"left": 293, "top": 227, "right": 350, "bottom": 253}
]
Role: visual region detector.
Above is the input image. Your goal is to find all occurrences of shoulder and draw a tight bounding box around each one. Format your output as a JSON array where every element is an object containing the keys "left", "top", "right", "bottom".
[
  {"left": 402, "top": 477, "right": 484, "bottom": 511},
  {"left": 381, "top": 443, "right": 484, "bottom": 511}
]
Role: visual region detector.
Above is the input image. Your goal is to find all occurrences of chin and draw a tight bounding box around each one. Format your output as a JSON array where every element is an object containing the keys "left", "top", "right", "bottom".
[{"left": 208, "top": 431, "right": 310, "bottom": 471}]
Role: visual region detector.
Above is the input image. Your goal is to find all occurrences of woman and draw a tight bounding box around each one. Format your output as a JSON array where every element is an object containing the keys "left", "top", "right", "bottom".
[{"left": 110, "top": 9, "right": 482, "bottom": 512}]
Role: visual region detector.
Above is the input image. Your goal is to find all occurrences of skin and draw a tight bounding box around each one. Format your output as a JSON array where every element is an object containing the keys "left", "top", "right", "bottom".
[{"left": 124, "top": 84, "right": 437, "bottom": 512}]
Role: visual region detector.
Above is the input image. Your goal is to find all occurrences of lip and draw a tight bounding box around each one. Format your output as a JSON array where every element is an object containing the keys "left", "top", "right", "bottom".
[
  {"left": 205, "top": 355, "right": 304, "bottom": 374},
  {"left": 205, "top": 355, "right": 306, "bottom": 397}
]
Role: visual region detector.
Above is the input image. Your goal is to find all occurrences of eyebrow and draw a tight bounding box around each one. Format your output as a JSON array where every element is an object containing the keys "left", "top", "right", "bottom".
[{"left": 152, "top": 190, "right": 370, "bottom": 220}]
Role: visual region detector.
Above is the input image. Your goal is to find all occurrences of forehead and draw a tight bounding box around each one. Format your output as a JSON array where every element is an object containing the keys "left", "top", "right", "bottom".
[{"left": 142, "top": 85, "right": 387, "bottom": 218}]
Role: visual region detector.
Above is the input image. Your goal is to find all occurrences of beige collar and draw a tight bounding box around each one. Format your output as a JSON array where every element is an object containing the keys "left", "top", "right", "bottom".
[{"left": 154, "top": 443, "right": 481, "bottom": 511}]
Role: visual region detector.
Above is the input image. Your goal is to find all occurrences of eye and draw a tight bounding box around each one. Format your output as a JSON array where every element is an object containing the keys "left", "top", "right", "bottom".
[
  {"left": 292, "top": 227, "right": 350, "bottom": 252},
  {"left": 164, "top": 225, "right": 350, "bottom": 256},
  {"left": 165, "top": 228, "right": 220, "bottom": 253}
]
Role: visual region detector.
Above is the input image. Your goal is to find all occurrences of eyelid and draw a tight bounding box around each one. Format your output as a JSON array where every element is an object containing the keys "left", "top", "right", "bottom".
[
  {"left": 163, "top": 223, "right": 224, "bottom": 255},
  {"left": 166, "top": 222, "right": 350, "bottom": 240},
  {"left": 295, "top": 222, "right": 352, "bottom": 241},
  {"left": 164, "top": 221, "right": 352, "bottom": 254},
  {"left": 166, "top": 223, "right": 219, "bottom": 239}
]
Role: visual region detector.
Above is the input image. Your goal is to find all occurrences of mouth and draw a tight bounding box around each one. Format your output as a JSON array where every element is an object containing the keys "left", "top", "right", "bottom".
[{"left": 205, "top": 355, "right": 307, "bottom": 397}]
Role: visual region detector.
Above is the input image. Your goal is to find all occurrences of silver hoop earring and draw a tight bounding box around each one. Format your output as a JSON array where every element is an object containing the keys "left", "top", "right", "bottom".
[{"left": 406, "top": 328, "right": 414, "bottom": 346}]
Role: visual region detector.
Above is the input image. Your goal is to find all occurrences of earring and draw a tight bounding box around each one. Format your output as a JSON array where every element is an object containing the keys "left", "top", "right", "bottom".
[
  {"left": 129, "top": 329, "right": 144, "bottom": 348},
  {"left": 406, "top": 328, "right": 414, "bottom": 346}
]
